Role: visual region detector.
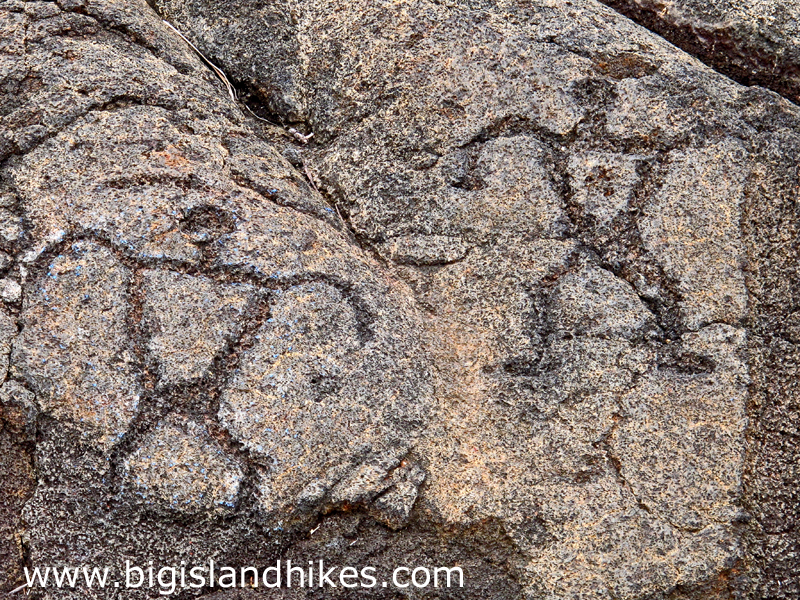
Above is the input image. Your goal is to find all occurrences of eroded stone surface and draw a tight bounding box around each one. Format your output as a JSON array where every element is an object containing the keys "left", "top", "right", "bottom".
[
  {"left": 639, "top": 140, "right": 749, "bottom": 330},
  {"left": 1, "top": 2, "right": 432, "bottom": 595},
  {"left": 220, "top": 281, "right": 429, "bottom": 524},
  {"left": 0, "top": 381, "right": 35, "bottom": 592},
  {"left": 2, "top": 0, "right": 800, "bottom": 596},
  {"left": 121, "top": 417, "right": 244, "bottom": 514},
  {"left": 151, "top": 0, "right": 792, "bottom": 595},
  {"left": 142, "top": 269, "right": 257, "bottom": 385},
  {"left": 12, "top": 241, "right": 140, "bottom": 449},
  {"left": 600, "top": 0, "right": 800, "bottom": 103},
  {"left": 0, "top": 306, "right": 16, "bottom": 381},
  {"left": 613, "top": 324, "right": 749, "bottom": 531},
  {"left": 566, "top": 151, "right": 644, "bottom": 230}
]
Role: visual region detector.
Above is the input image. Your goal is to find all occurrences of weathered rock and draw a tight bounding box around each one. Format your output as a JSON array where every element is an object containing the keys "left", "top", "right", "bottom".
[
  {"left": 151, "top": 0, "right": 800, "bottom": 595},
  {"left": 368, "top": 461, "right": 426, "bottom": 530},
  {"left": 12, "top": 241, "right": 141, "bottom": 449},
  {"left": 599, "top": 0, "right": 800, "bottom": 103},
  {"left": 0, "top": 382, "right": 35, "bottom": 592},
  {"left": 1, "top": 1, "right": 431, "bottom": 595},
  {"left": 739, "top": 122, "right": 800, "bottom": 599},
  {"left": 638, "top": 140, "right": 750, "bottom": 331},
  {"left": 2, "top": 0, "right": 800, "bottom": 597},
  {"left": 141, "top": 269, "right": 257, "bottom": 386},
  {"left": 0, "top": 306, "right": 16, "bottom": 380},
  {"left": 0, "top": 277, "right": 21, "bottom": 304},
  {"left": 613, "top": 324, "right": 749, "bottom": 529},
  {"left": 121, "top": 416, "right": 244, "bottom": 514},
  {"left": 219, "top": 280, "right": 429, "bottom": 526}
]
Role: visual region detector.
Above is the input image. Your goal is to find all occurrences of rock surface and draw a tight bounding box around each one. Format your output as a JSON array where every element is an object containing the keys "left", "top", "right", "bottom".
[
  {"left": 0, "top": 0, "right": 799, "bottom": 597},
  {"left": 141, "top": 269, "right": 257, "bottom": 386},
  {"left": 13, "top": 241, "right": 141, "bottom": 449},
  {"left": 121, "top": 416, "right": 244, "bottom": 514},
  {"left": 599, "top": 0, "right": 800, "bottom": 103}
]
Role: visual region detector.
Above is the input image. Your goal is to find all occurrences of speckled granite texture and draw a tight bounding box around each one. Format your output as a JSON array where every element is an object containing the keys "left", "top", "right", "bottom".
[
  {"left": 0, "top": 0, "right": 798, "bottom": 597},
  {"left": 599, "top": 0, "right": 800, "bottom": 103}
]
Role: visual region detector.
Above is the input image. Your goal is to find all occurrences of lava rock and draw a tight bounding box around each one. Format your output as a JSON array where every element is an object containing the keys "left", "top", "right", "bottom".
[{"left": 2, "top": 0, "right": 800, "bottom": 596}]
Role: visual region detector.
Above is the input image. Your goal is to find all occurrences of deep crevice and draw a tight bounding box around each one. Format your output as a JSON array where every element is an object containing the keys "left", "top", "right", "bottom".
[{"left": 599, "top": 0, "right": 800, "bottom": 106}]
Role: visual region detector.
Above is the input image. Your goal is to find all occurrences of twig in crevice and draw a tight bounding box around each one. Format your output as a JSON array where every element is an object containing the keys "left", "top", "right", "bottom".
[
  {"left": 288, "top": 128, "right": 314, "bottom": 144},
  {"left": 162, "top": 20, "right": 314, "bottom": 137},
  {"left": 303, "top": 161, "right": 321, "bottom": 194},
  {"left": 241, "top": 102, "right": 281, "bottom": 127},
  {"left": 7, "top": 581, "right": 28, "bottom": 595},
  {"left": 161, "top": 20, "right": 237, "bottom": 102}
]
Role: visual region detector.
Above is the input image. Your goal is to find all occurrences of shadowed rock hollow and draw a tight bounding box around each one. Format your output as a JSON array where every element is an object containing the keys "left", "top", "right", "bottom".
[{"left": 0, "top": 0, "right": 799, "bottom": 598}]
